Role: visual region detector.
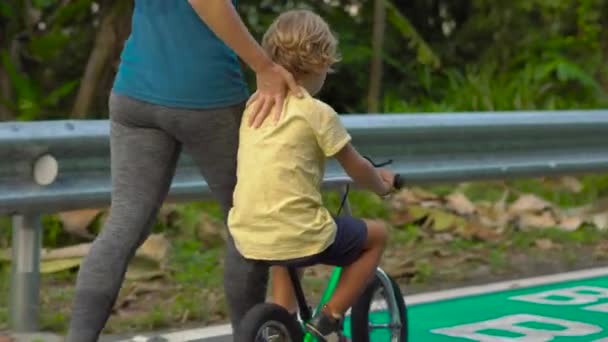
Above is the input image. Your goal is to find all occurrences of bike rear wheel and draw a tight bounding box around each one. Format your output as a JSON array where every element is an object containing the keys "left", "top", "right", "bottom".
[
  {"left": 350, "top": 275, "right": 408, "bottom": 341},
  {"left": 236, "top": 303, "right": 304, "bottom": 342}
]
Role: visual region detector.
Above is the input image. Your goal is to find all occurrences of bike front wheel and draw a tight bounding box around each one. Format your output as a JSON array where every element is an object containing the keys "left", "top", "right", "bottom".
[
  {"left": 349, "top": 274, "right": 408, "bottom": 342},
  {"left": 235, "top": 303, "right": 304, "bottom": 342}
]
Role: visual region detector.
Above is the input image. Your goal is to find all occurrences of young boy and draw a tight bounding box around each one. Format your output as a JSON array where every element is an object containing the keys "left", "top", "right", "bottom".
[{"left": 227, "top": 9, "right": 396, "bottom": 340}]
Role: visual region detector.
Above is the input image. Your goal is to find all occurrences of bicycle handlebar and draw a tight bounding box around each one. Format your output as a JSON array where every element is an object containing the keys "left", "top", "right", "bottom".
[
  {"left": 393, "top": 174, "right": 405, "bottom": 190},
  {"left": 362, "top": 156, "right": 405, "bottom": 192}
]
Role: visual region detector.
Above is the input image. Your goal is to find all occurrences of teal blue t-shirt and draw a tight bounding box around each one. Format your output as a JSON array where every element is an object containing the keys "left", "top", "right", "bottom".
[{"left": 113, "top": 1, "right": 249, "bottom": 109}]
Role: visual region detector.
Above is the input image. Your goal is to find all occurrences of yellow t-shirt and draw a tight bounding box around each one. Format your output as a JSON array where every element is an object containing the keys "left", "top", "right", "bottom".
[{"left": 227, "top": 90, "right": 352, "bottom": 260}]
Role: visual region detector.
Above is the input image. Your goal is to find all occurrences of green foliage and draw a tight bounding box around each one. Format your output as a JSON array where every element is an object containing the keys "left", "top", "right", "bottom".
[
  {"left": 0, "top": 55, "right": 79, "bottom": 119},
  {"left": 0, "top": 0, "right": 95, "bottom": 120},
  {"left": 0, "top": 2, "right": 13, "bottom": 17},
  {"left": 0, "top": 0, "right": 605, "bottom": 118},
  {"left": 384, "top": 0, "right": 440, "bottom": 68}
]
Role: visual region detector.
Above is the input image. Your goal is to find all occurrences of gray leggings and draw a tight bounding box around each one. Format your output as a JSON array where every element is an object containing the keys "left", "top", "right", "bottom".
[{"left": 66, "top": 93, "right": 268, "bottom": 341}]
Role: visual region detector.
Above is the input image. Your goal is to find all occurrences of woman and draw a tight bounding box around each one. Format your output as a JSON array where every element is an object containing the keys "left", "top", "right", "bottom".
[{"left": 66, "top": 1, "right": 301, "bottom": 340}]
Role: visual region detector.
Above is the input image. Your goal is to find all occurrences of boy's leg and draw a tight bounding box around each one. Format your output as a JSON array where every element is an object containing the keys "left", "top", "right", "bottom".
[
  {"left": 326, "top": 219, "right": 387, "bottom": 315},
  {"left": 306, "top": 218, "right": 387, "bottom": 338},
  {"left": 271, "top": 266, "right": 303, "bottom": 313}
]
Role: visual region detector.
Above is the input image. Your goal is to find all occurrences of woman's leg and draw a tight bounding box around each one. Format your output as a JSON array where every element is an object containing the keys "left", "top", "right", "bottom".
[
  {"left": 66, "top": 95, "right": 181, "bottom": 342},
  {"left": 175, "top": 102, "right": 269, "bottom": 331}
]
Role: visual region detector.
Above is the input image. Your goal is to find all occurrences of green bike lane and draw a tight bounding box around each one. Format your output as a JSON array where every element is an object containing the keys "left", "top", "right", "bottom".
[
  {"left": 406, "top": 273, "right": 608, "bottom": 341},
  {"left": 109, "top": 268, "right": 608, "bottom": 342}
]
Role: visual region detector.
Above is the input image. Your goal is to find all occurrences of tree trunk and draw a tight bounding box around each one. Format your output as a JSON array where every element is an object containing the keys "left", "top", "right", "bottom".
[
  {"left": 602, "top": 21, "right": 608, "bottom": 93},
  {"left": 71, "top": 0, "right": 131, "bottom": 119},
  {"left": 0, "top": 66, "right": 13, "bottom": 121},
  {"left": 367, "top": 0, "right": 386, "bottom": 113}
]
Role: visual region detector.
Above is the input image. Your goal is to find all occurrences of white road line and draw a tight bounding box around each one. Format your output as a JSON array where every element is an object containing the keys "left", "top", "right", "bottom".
[
  {"left": 407, "top": 266, "right": 608, "bottom": 305},
  {"left": 118, "top": 266, "right": 608, "bottom": 341}
]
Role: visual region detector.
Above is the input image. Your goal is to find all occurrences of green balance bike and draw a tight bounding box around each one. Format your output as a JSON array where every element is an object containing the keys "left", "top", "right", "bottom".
[{"left": 236, "top": 162, "right": 408, "bottom": 342}]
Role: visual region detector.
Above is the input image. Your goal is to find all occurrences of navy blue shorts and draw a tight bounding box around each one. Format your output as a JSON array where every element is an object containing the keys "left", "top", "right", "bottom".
[{"left": 269, "top": 216, "right": 368, "bottom": 268}]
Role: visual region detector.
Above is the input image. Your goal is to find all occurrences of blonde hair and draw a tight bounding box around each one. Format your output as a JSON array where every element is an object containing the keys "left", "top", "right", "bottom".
[{"left": 262, "top": 10, "right": 340, "bottom": 76}]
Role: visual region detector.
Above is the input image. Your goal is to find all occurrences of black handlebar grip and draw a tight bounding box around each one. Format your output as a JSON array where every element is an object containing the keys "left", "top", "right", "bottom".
[{"left": 393, "top": 174, "right": 404, "bottom": 190}]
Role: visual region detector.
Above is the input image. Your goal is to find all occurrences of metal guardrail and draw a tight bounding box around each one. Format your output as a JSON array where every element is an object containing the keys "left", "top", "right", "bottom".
[{"left": 2, "top": 110, "right": 608, "bottom": 332}]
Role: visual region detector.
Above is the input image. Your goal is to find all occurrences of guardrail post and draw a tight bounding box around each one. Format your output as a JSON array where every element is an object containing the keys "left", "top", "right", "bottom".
[{"left": 9, "top": 214, "right": 41, "bottom": 332}]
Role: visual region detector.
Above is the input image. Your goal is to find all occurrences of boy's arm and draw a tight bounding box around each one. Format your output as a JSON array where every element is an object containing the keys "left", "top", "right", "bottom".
[{"left": 334, "top": 143, "right": 393, "bottom": 196}]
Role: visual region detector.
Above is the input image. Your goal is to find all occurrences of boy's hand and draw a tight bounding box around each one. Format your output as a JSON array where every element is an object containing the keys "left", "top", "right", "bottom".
[
  {"left": 247, "top": 62, "right": 302, "bottom": 129},
  {"left": 378, "top": 169, "right": 395, "bottom": 196}
]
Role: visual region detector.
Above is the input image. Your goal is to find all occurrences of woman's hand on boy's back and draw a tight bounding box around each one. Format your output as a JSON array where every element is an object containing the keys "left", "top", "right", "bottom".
[{"left": 247, "top": 62, "right": 302, "bottom": 128}]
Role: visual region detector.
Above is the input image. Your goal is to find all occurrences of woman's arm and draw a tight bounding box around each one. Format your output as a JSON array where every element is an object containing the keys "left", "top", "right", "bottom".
[{"left": 188, "top": 0, "right": 302, "bottom": 127}]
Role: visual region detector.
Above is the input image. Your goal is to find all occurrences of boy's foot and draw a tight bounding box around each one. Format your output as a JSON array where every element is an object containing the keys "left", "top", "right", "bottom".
[{"left": 305, "top": 305, "right": 348, "bottom": 342}]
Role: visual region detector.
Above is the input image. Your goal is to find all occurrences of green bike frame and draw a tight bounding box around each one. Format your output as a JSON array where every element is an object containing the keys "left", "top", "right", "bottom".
[{"left": 303, "top": 266, "right": 343, "bottom": 342}]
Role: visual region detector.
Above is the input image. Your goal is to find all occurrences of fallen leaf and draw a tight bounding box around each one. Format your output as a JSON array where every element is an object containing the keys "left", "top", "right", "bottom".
[
  {"left": 136, "top": 234, "right": 170, "bottom": 263},
  {"left": 591, "top": 213, "right": 608, "bottom": 230},
  {"left": 446, "top": 192, "right": 476, "bottom": 215},
  {"left": 390, "top": 210, "right": 417, "bottom": 225},
  {"left": 563, "top": 197, "right": 608, "bottom": 217},
  {"left": 40, "top": 258, "right": 82, "bottom": 273},
  {"left": 418, "top": 200, "right": 444, "bottom": 209},
  {"left": 42, "top": 243, "right": 91, "bottom": 260},
  {"left": 197, "top": 213, "right": 227, "bottom": 246},
  {"left": 428, "top": 209, "right": 464, "bottom": 231},
  {"left": 587, "top": 197, "right": 608, "bottom": 214},
  {"left": 535, "top": 239, "right": 554, "bottom": 250},
  {"left": 432, "top": 248, "right": 452, "bottom": 257},
  {"left": 509, "top": 194, "right": 552, "bottom": 214},
  {"left": 476, "top": 202, "right": 511, "bottom": 229},
  {"left": 457, "top": 223, "right": 501, "bottom": 241},
  {"left": 126, "top": 258, "right": 165, "bottom": 281},
  {"left": 560, "top": 176, "right": 583, "bottom": 193},
  {"left": 434, "top": 233, "right": 454, "bottom": 243},
  {"left": 594, "top": 241, "right": 608, "bottom": 258},
  {"left": 392, "top": 189, "right": 422, "bottom": 206},
  {"left": 518, "top": 211, "right": 556, "bottom": 229},
  {"left": 557, "top": 216, "right": 583, "bottom": 231},
  {"left": 114, "top": 282, "right": 166, "bottom": 311},
  {"left": 58, "top": 208, "right": 103, "bottom": 239},
  {"left": 409, "top": 206, "right": 431, "bottom": 220},
  {"left": 384, "top": 258, "right": 417, "bottom": 279},
  {"left": 410, "top": 187, "right": 440, "bottom": 201},
  {"left": 494, "top": 190, "right": 510, "bottom": 212},
  {"left": 181, "top": 309, "right": 191, "bottom": 323},
  {"left": 158, "top": 204, "right": 179, "bottom": 227},
  {"left": 474, "top": 226, "right": 502, "bottom": 241}
]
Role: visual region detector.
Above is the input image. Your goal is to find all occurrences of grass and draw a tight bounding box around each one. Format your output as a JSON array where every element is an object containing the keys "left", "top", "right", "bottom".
[{"left": 3, "top": 175, "right": 608, "bottom": 335}]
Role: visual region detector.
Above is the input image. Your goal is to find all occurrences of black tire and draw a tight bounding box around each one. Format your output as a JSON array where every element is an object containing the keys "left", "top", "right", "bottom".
[
  {"left": 350, "top": 275, "right": 408, "bottom": 342},
  {"left": 235, "top": 303, "right": 304, "bottom": 342}
]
